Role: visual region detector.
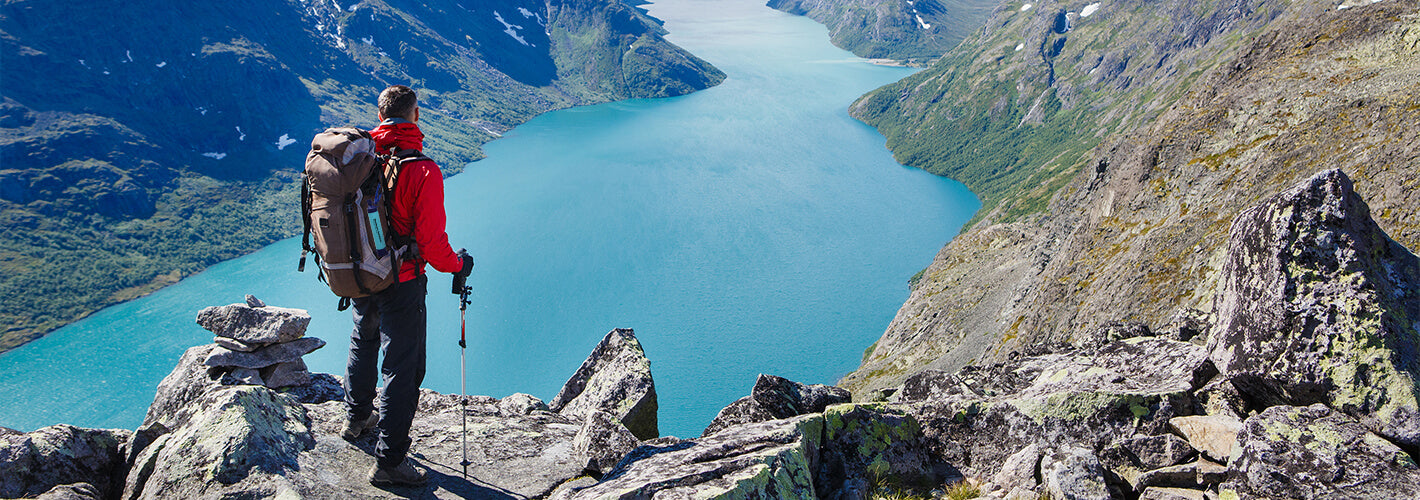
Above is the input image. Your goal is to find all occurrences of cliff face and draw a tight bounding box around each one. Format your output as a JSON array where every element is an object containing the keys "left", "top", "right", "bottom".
[
  {"left": 0, "top": 0, "right": 724, "bottom": 353},
  {"left": 842, "top": 0, "right": 1420, "bottom": 395},
  {"left": 766, "top": 0, "right": 999, "bottom": 63}
]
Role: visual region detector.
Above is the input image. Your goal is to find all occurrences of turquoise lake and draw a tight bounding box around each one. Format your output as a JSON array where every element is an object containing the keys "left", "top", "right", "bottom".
[{"left": 0, "top": 0, "right": 978, "bottom": 438}]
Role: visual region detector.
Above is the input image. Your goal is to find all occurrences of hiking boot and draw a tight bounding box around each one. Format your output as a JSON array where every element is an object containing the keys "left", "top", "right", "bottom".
[
  {"left": 341, "top": 412, "right": 379, "bottom": 440},
  {"left": 369, "top": 459, "right": 428, "bottom": 487}
]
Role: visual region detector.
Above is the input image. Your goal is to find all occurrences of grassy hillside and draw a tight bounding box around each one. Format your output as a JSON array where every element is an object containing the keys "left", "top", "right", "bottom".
[{"left": 767, "top": 0, "right": 998, "bottom": 63}]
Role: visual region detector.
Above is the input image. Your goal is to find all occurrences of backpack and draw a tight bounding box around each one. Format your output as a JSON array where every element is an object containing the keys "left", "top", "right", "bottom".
[{"left": 298, "top": 127, "right": 427, "bottom": 309}]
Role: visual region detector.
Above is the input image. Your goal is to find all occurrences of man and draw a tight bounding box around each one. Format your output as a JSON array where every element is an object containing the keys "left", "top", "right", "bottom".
[{"left": 342, "top": 84, "right": 474, "bottom": 487}]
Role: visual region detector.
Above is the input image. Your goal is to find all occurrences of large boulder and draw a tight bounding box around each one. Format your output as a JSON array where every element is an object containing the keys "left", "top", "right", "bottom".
[
  {"left": 550, "top": 328, "right": 659, "bottom": 440},
  {"left": 142, "top": 344, "right": 223, "bottom": 429},
  {"left": 817, "top": 404, "right": 945, "bottom": 491},
  {"left": 572, "top": 410, "right": 640, "bottom": 477},
  {"left": 122, "top": 386, "right": 315, "bottom": 499},
  {"left": 1168, "top": 415, "right": 1241, "bottom": 464},
  {"left": 900, "top": 338, "right": 1210, "bottom": 477},
  {"left": 195, "top": 302, "right": 311, "bottom": 345},
  {"left": 552, "top": 415, "right": 823, "bottom": 500},
  {"left": 1221, "top": 404, "right": 1420, "bottom": 499},
  {"left": 703, "top": 374, "right": 851, "bottom": 436},
  {"left": 1208, "top": 169, "right": 1420, "bottom": 446},
  {"left": 0, "top": 424, "right": 131, "bottom": 500}
]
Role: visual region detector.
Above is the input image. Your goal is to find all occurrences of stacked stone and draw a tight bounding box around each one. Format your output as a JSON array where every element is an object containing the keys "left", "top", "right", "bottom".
[{"left": 195, "top": 295, "right": 325, "bottom": 389}]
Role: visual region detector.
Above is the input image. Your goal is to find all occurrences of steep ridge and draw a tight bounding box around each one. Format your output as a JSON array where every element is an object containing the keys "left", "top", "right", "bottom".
[
  {"left": 0, "top": 0, "right": 724, "bottom": 352},
  {"left": 766, "top": 0, "right": 999, "bottom": 63},
  {"left": 842, "top": 0, "right": 1420, "bottom": 394}
]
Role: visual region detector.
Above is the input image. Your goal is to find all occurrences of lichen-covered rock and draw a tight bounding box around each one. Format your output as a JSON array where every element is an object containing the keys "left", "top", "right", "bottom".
[
  {"left": 550, "top": 328, "right": 658, "bottom": 440},
  {"left": 1168, "top": 415, "right": 1241, "bottom": 464},
  {"left": 1208, "top": 169, "right": 1420, "bottom": 447},
  {"left": 195, "top": 302, "right": 311, "bottom": 344},
  {"left": 819, "top": 404, "right": 944, "bottom": 491},
  {"left": 572, "top": 410, "right": 639, "bottom": 476},
  {"left": 1134, "top": 460, "right": 1226, "bottom": 492},
  {"left": 260, "top": 359, "right": 311, "bottom": 389},
  {"left": 498, "top": 392, "right": 551, "bottom": 416},
  {"left": 122, "top": 386, "right": 315, "bottom": 499},
  {"left": 890, "top": 369, "right": 980, "bottom": 404},
  {"left": 202, "top": 337, "right": 325, "bottom": 370},
  {"left": 703, "top": 374, "right": 851, "bottom": 436},
  {"left": 142, "top": 344, "right": 222, "bottom": 429},
  {"left": 1138, "top": 487, "right": 1206, "bottom": 500},
  {"left": 1040, "top": 446, "right": 1111, "bottom": 500},
  {"left": 32, "top": 482, "right": 102, "bottom": 500},
  {"left": 902, "top": 337, "right": 1207, "bottom": 478},
  {"left": 1099, "top": 433, "right": 1197, "bottom": 490},
  {"left": 1221, "top": 404, "right": 1420, "bottom": 500},
  {"left": 0, "top": 425, "right": 131, "bottom": 500},
  {"left": 552, "top": 416, "right": 822, "bottom": 500},
  {"left": 991, "top": 443, "right": 1042, "bottom": 494}
]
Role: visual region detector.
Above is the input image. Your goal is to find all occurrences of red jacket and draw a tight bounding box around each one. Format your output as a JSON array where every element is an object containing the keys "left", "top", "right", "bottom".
[{"left": 370, "top": 119, "right": 462, "bottom": 282}]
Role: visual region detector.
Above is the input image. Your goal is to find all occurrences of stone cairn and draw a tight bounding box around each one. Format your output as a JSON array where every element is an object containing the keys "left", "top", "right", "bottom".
[{"left": 194, "top": 295, "right": 324, "bottom": 389}]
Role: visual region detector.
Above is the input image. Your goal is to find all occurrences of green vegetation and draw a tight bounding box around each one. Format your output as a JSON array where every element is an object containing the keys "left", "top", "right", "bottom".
[{"left": 769, "top": 0, "right": 999, "bottom": 64}]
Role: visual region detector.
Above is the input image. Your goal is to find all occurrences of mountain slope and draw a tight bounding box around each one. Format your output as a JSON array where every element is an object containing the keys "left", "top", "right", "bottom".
[
  {"left": 841, "top": 0, "right": 1420, "bottom": 394},
  {"left": 0, "top": 0, "right": 724, "bottom": 352},
  {"left": 767, "top": 0, "right": 999, "bottom": 63}
]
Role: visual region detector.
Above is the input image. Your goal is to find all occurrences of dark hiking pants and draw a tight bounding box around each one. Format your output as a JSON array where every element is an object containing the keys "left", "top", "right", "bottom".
[{"left": 345, "top": 274, "right": 427, "bottom": 469}]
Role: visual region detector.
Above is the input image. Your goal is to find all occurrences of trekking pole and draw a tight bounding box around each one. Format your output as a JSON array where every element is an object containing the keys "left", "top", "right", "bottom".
[{"left": 453, "top": 249, "right": 473, "bottom": 479}]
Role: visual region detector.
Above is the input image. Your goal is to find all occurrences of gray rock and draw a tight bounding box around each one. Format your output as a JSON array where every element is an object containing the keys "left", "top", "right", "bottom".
[
  {"left": 992, "top": 443, "right": 1042, "bottom": 493},
  {"left": 280, "top": 372, "right": 344, "bottom": 405},
  {"left": 1208, "top": 169, "right": 1420, "bottom": 447},
  {"left": 550, "top": 328, "right": 658, "bottom": 440},
  {"left": 1074, "top": 321, "right": 1153, "bottom": 350},
  {"left": 572, "top": 410, "right": 639, "bottom": 476},
  {"left": 904, "top": 337, "right": 1207, "bottom": 478},
  {"left": 122, "top": 386, "right": 315, "bottom": 499},
  {"left": 817, "top": 404, "right": 944, "bottom": 491},
  {"left": 1139, "top": 487, "right": 1206, "bottom": 500},
  {"left": 260, "top": 359, "right": 310, "bottom": 389},
  {"left": 498, "top": 393, "right": 551, "bottom": 416},
  {"left": 213, "top": 336, "right": 265, "bottom": 352},
  {"left": 1100, "top": 433, "right": 1198, "bottom": 490},
  {"left": 33, "top": 483, "right": 101, "bottom": 500},
  {"left": 245, "top": 294, "right": 265, "bottom": 308},
  {"left": 222, "top": 367, "right": 264, "bottom": 386},
  {"left": 195, "top": 303, "right": 310, "bottom": 344},
  {"left": 0, "top": 425, "right": 131, "bottom": 500},
  {"left": 142, "top": 344, "right": 223, "bottom": 429},
  {"left": 553, "top": 416, "right": 821, "bottom": 500},
  {"left": 202, "top": 337, "right": 325, "bottom": 370},
  {"left": 1168, "top": 415, "right": 1241, "bottom": 464},
  {"left": 1221, "top": 404, "right": 1420, "bottom": 500},
  {"left": 1041, "top": 447, "right": 1111, "bottom": 500},
  {"left": 1135, "top": 460, "right": 1227, "bottom": 491},
  {"left": 890, "top": 369, "right": 980, "bottom": 404},
  {"left": 703, "top": 374, "right": 851, "bottom": 436},
  {"left": 1193, "top": 377, "right": 1247, "bottom": 419}
]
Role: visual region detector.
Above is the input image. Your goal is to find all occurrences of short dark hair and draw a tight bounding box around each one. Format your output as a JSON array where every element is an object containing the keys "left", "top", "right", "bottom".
[{"left": 378, "top": 85, "right": 418, "bottom": 120}]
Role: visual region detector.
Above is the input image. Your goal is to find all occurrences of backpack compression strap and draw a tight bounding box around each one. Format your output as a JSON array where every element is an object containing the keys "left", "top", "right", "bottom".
[{"left": 298, "top": 176, "right": 313, "bottom": 272}]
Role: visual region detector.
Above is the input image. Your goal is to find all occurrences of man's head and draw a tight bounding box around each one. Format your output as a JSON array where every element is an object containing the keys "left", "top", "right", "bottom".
[{"left": 378, "top": 85, "right": 419, "bottom": 122}]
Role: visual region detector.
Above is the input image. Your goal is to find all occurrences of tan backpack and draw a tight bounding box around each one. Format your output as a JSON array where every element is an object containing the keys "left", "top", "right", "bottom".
[{"left": 299, "top": 127, "right": 426, "bottom": 309}]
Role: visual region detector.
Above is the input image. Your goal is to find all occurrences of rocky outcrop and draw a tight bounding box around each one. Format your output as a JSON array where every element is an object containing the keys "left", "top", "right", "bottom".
[
  {"left": 550, "top": 328, "right": 659, "bottom": 440},
  {"left": 0, "top": 425, "right": 131, "bottom": 500},
  {"left": 703, "top": 374, "right": 851, "bottom": 437},
  {"left": 1208, "top": 169, "right": 1420, "bottom": 447},
  {"left": 1222, "top": 404, "right": 1420, "bottom": 499}
]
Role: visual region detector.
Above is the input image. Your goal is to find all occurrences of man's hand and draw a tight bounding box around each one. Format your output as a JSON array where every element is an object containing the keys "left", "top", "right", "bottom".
[{"left": 452, "top": 249, "right": 474, "bottom": 295}]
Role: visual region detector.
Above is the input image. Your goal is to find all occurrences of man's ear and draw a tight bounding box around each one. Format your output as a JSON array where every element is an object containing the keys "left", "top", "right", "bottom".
[{"left": 413, "top": 107, "right": 420, "bottom": 123}]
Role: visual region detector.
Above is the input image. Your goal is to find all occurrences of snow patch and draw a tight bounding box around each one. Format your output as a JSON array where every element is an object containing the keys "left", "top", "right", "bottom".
[
  {"left": 79, "top": 59, "right": 87, "bottom": 67},
  {"left": 348, "top": 2, "right": 359, "bottom": 11},
  {"left": 156, "top": 61, "right": 167, "bottom": 68},
  {"left": 1015, "top": 43, "right": 1025, "bottom": 51},
  {"left": 203, "top": 152, "right": 227, "bottom": 160},
  {"left": 1337, "top": 0, "right": 1385, "bottom": 9},
  {"left": 236, "top": 126, "right": 246, "bottom": 141},
  {"left": 915, "top": 14, "right": 932, "bottom": 29},
  {"left": 1080, "top": 2, "right": 1100, "bottom": 17},
  {"left": 196, "top": 107, "right": 208, "bottom": 116},
  {"left": 277, "top": 134, "right": 298, "bottom": 150},
  {"left": 330, "top": 0, "right": 341, "bottom": 11},
  {"left": 1021, "top": 3, "right": 1032, "bottom": 11},
  {"left": 362, "top": 36, "right": 374, "bottom": 45},
  {"left": 493, "top": 11, "right": 531, "bottom": 46},
  {"left": 103, "top": 71, "right": 110, "bottom": 75},
  {"left": 125, "top": 50, "right": 134, "bottom": 63}
]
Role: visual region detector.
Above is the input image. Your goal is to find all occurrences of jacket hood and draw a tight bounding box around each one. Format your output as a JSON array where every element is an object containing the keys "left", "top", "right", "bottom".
[{"left": 370, "top": 119, "right": 424, "bottom": 153}]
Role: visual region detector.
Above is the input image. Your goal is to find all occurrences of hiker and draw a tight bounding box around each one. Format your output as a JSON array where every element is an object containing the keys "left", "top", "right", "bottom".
[{"left": 341, "top": 84, "right": 475, "bottom": 487}]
